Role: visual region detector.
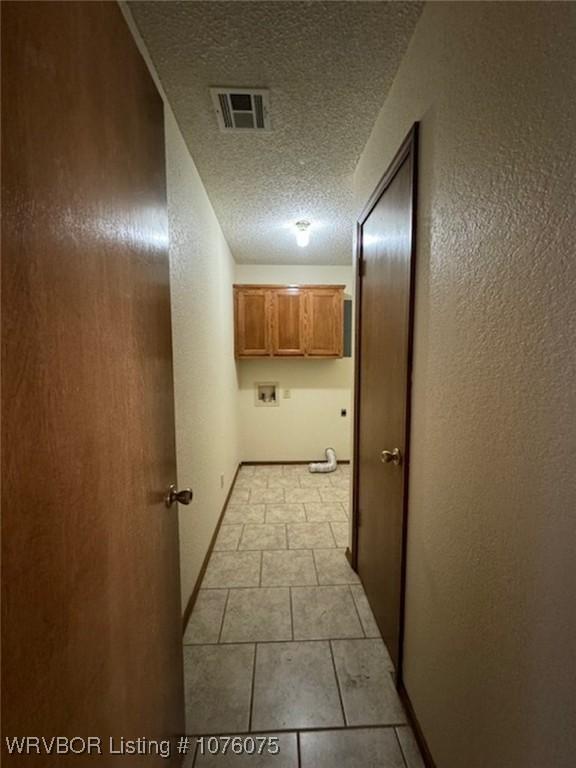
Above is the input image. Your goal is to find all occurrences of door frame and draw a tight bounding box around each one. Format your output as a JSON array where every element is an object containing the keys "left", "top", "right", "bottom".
[{"left": 349, "top": 123, "right": 419, "bottom": 683}]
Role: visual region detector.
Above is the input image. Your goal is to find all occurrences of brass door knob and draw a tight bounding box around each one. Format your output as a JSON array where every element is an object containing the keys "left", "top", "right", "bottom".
[
  {"left": 165, "top": 484, "right": 193, "bottom": 508},
  {"left": 381, "top": 448, "right": 402, "bottom": 466}
]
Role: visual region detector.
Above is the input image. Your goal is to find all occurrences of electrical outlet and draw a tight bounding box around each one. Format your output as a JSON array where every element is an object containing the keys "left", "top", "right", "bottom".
[
  {"left": 220, "top": 474, "right": 224, "bottom": 489},
  {"left": 283, "top": 389, "right": 291, "bottom": 399}
]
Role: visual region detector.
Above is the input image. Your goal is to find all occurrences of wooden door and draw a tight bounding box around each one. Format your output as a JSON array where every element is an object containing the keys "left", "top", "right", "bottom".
[
  {"left": 352, "top": 126, "right": 418, "bottom": 676},
  {"left": 272, "top": 288, "right": 306, "bottom": 356},
  {"left": 1, "top": 2, "right": 184, "bottom": 763},
  {"left": 235, "top": 288, "right": 271, "bottom": 356},
  {"left": 306, "top": 288, "right": 343, "bottom": 357}
]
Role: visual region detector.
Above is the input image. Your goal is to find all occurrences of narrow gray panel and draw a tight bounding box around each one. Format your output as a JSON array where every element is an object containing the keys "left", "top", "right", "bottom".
[{"left": 343, "top": 298, "right": 352, "bottom": 357}]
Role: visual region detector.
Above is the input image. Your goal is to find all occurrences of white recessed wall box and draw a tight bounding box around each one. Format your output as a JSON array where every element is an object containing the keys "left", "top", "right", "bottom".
[{"left": 255, "top": 383, "right": 279, "bottom": 407}]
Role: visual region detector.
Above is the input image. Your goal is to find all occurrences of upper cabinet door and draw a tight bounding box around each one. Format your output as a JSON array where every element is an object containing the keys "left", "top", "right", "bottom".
[
  {"left": 235, "top": 288, "right": 271, "bottom": 356},
  {"left": 306, "top": 288, "right": 344, "bottom": 357},
  {"left": 272, "top": 288, "right": 306, "bottom": 356}
]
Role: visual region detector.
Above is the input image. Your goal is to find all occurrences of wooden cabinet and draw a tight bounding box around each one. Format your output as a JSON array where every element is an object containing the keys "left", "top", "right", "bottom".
[
  {"left": 306, "top": 288, "right": 344, "bottom": 357},
  {"left": 234, "top": 288, "right": 270, "bottom": 356},
  {"left": 272, "top": 287, "right": 306, "bottom": 356},
  {"left": 234, "top": 284, "right": 344, "bottom": 359}
]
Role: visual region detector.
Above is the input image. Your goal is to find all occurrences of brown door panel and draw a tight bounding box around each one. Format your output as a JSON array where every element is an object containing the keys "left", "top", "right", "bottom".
[
  {"left": 2, "top": 1, "right": 184, "bottom": 762},
  {"left": 353, "top": 127, "right": 418, "bottom": 676}
]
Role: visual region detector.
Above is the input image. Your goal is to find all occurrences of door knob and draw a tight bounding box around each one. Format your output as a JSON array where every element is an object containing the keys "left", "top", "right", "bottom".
[
  {"left": 381, "top": 448, "right": 402, "bottom": 466},
  {"left": 165, "top": 484, "right": 193, "bottom": 508}
]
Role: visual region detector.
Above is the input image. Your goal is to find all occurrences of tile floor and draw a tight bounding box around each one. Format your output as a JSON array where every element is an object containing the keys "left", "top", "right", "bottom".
[{"left": 183, "top": 464, "right": 425, "bottom": 768}]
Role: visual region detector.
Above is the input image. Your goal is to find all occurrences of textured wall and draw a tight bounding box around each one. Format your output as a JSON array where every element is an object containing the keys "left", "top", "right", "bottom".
[
  {"left": 235, "top": 265, "right": 354, "bottom": 462},
  {"left": 122, "top": 4, "right": 240, "bottom": 613},
  {"left": 354, "top": 3, "right": 576, "bottom": 767},
  {"left": 167, "top": 111, "right": 240, "bottom": 611}
]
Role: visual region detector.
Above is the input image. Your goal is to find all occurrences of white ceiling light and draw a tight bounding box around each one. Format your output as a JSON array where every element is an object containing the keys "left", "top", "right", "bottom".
[{"left": 295, "top": 220, "right": 311, "bottom": 248}]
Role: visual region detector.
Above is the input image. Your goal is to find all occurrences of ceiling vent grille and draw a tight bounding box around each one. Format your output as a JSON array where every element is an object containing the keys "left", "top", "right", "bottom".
[{"left": 210, "top": 88, "right": 271, "bottom": 133}]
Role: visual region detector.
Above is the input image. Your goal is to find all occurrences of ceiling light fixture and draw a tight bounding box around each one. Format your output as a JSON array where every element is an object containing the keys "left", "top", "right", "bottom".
[{"left": 295, "top": 220, "right": 311, "bottom": 248}]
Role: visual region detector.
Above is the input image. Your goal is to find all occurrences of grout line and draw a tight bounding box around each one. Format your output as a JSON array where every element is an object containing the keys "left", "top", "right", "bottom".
[
  {"left": 186, "top": 723, "right": 405, "bottom": 738},
  {"left": 329, "top": 521, "right": 338, "bottom": 546},
  {"left": 328, "top": 640, "right": 348, "bottom": 728},
  {"left": 184, "top": 636, "right": 373, "bottom": 648},
  {"left": 348, "top": 584, "right": 367, "bottom": 637},
  {"left": 248, "top": 643, "right": 258, "bottom": 732},
  {"left": 237, "top": 524, "right": 244, "bottom": 551},
  {"left": 394, "top": 726, "right": 410, "bottom": 768},
  {"left": 310, "top": 549, "right": 321, "bottom": 586},
  {"left": 217, "top": 589, "right": 231, "bottom": 644},
  {"left": 289, "top": 586, "right": 295, "bottom": 640},
  {"left": 296, "top": 731, "right": 302, "bottom": 768},
  {"left": 237, "top": 524, "right": 245, "bottom": 551},
  {"left": 258, "top": 551, "right": 263, "bottom": 587}
]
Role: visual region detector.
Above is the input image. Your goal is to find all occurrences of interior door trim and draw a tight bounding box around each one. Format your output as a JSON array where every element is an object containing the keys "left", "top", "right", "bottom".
[{"left": 349, "top": 122, "right": 419, "bottom": 685}]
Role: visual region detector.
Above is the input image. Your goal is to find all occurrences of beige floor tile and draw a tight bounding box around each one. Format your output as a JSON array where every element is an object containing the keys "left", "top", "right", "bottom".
[
  {"left": 184, "top": 644, "right": 254, "bottom": 734},
  {"left": 284, "top": 487, "right": 322, "bottom": 503},
  {"left": 287, "top": 522, "right": 336, "bottom": 549},
  {"left": 305, "top": 502, "right": 348, "bottom": 522},
  {"left": 220, "top": 587, "right": 292, "bottom": 643},
  {"left": 266, "top": 474, "right": 301, "bottom": 488},
  {"left": 349, "top": 585, "right": 381, "bottom": 638},
  {"left": 194, "top": 733, "right": 298, "bottom": 767},
  {"left": 234, "top": 474, "right": 269, "bottom": 489},
  {"left": 238, "top": 524, "right": 287, "bottom": 551},
  {"left": 224, "top": 505, "right": 266, "bottom": 525},
  {"left": 249, "top": 487, "right": 285, "bottom": 504},
  {"left": 319, "top": 487, "right": 350, "bottom": 502},
  {"left": 299, "top": 728, "right": 405, "bottom": 768},
  {"left": 329, "top": 476, "right": 350, "bottom": 488},
  {"left": 251, "top": 641, "right": 344, "bottom": 731},
  {"left": 331, "top": 639, "right": 405, "bottom": 725},
  {"left": 396, "top": 726, "right": 426, "bottom": 768},
  {"left": 299, "top": 474, "right": 334, "bottom": 488},
  {"left": 261, "top": 550, "right": 317, "bottom": 586},
  {"left": 291, "top": 586, "right": 363, "bottom": 640},
  {"left": 330, "top": 521, "right": 350, "bottom": 548},
  {"left": 313, "top": 549, "right": 359, "bottom": 584},
  {"left": 251, "top": 465, "right": 284, "bottom": 476},
  {"left": 265, "top": 503, "right": 306, "bottom": 523},
  {"left": 202, "top": 551, "right": 261, "bottom": 588},
  {"left": 183, "top": 590, "right": 228, "bottom": 645},
  {"left": 229, "top": 488, "right": 250, "bottom": 503},
  {"left": 214, "top": 525, "right": 243, "bottom": 552}
]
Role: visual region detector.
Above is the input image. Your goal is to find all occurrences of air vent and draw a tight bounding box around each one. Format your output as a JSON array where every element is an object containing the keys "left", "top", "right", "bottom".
[{"left": 210, "top": 88, "right": 271, "bottom": 132}]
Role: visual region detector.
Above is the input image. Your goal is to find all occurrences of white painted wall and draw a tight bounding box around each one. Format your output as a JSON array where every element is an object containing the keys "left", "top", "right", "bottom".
[
  {"left": 354, "top": 4, "right": 576, "bottom": 767},
  {"left": 235, "top": 265, "right": 354, "bottom": 462},
  {"left": 122, "top": 5, "right": 240, "bottom": 613},
  {"left": 166, "top": 112, "right": 240, "bottom": 611}
]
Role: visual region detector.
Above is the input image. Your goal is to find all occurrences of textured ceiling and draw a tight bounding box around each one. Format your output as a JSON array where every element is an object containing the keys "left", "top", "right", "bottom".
[{"left": 130, "top": 1, "right": 423, "bottom": 264}]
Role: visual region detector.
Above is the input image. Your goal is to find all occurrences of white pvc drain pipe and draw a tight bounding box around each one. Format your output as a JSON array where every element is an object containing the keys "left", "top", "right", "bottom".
[{"left": 309, "top": 447, "right": 338, "bottom": 474}]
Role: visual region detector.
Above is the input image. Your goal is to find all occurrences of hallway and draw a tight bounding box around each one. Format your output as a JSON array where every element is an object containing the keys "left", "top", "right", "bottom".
[{"left": 183, "top": 464, "right": 424, "bottom": 767}]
